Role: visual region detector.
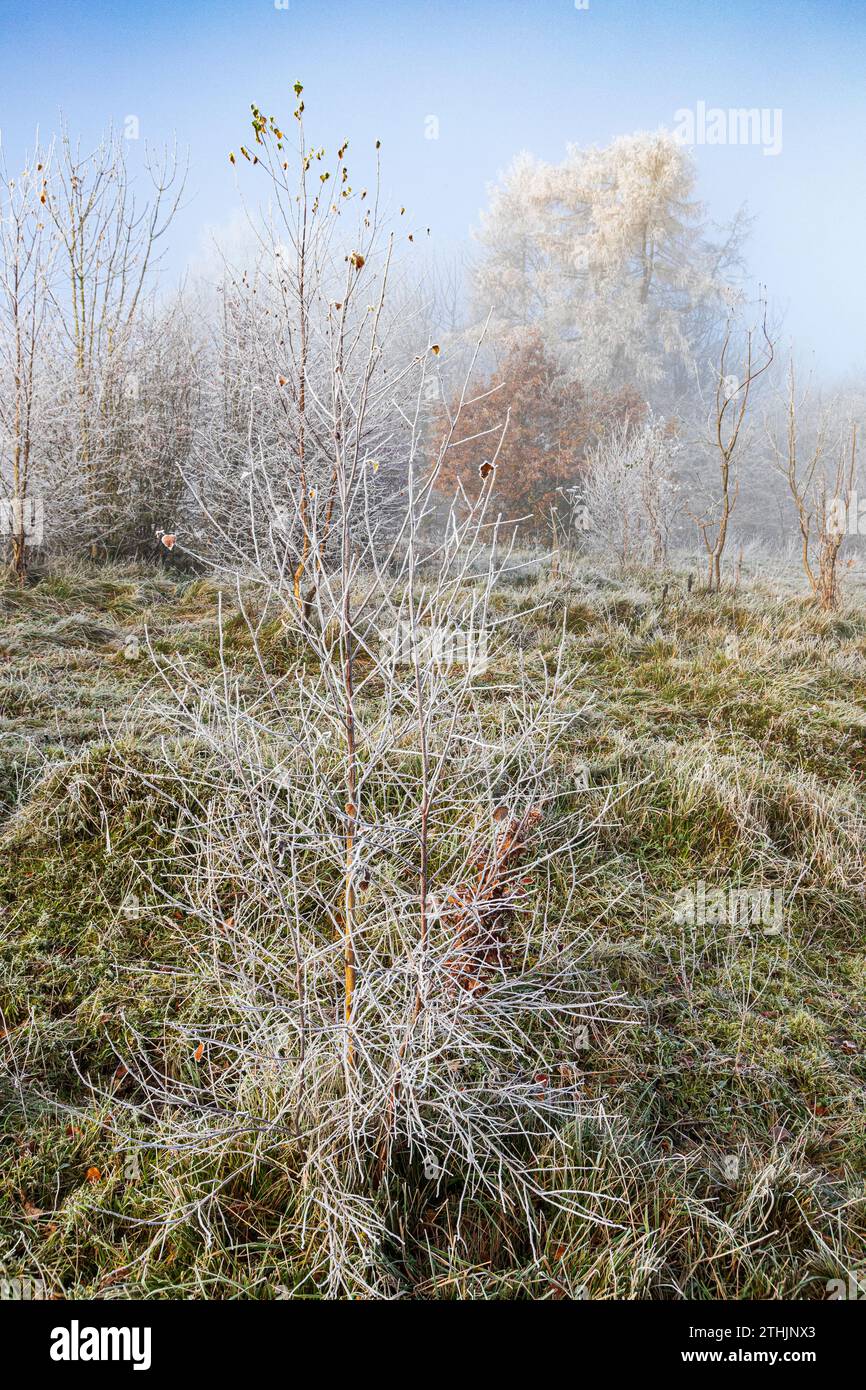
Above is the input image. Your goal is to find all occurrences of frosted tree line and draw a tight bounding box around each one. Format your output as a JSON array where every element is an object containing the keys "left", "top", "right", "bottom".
[{"left": 0, "top": 114, "right": 862, "bottom": 605}]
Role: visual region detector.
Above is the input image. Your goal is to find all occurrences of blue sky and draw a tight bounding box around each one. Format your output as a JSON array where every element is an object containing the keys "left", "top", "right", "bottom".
[{"left": 1, "top": 0, "right": 865, "bottom": 375}]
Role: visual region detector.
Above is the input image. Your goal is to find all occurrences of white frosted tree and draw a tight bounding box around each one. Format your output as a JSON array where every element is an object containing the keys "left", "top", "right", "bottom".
[
  {"left": 0, "top": 141, "right": 57, "bottom": 581},
  {"left": 45, "top": 123, "right": 185, "bottom": 547},
  {"left": 473, "top": 131, "right": 746, "bottom": 400},
  {"left": 583, "top": 412, "right": 682, "bottom": 570}
]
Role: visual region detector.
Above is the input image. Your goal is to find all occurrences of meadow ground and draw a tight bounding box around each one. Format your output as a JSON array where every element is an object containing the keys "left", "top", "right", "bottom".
[{"left": 1, "top": 555, "right": 865, "bottom": 1299}]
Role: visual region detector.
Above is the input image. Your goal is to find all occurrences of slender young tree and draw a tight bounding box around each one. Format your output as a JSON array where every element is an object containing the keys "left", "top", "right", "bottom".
[
  {"left": 690, "top": 300, "right": 774, "bottom": 591},
  {"left": 0, "top": 140, "right": 56, "bottom": 582},
  {"left": 103, "top": 96, "right": 623, "bottom": 1297},
  {"left": 46, "top": 123, "right": 184, "bottom": 541},
  {"left": 770, "top": 359, "right": 857, "bottom": 611}
]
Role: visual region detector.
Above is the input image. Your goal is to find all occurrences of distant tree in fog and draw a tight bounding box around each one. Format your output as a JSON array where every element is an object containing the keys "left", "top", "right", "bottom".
[{"left": 472, "top": 131, "right": 747, "bottom": 404}]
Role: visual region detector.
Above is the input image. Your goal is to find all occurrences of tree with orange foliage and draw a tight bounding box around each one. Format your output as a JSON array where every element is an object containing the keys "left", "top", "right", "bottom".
[{"left": 435, "top": 332, "right": 643, "bottom": 533}]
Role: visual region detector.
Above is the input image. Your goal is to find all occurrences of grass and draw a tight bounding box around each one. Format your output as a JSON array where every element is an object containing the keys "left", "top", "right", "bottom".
[{"left": 1, "top": 555, "right": 864, "bottom": 1299}]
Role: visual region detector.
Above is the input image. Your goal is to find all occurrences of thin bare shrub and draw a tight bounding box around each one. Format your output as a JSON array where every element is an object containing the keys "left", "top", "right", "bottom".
[
  {"left": 583, "top": 412, "right": 681, "bottom": 570},
  {"left": 96, "top": 96, "right": 626, "bottom": 1296},
  {"left": 769, "top": 360, "right": 857, "bottom": 612},
  {"left": 689, "top": 301, "right": 775, "bottom": 591}
]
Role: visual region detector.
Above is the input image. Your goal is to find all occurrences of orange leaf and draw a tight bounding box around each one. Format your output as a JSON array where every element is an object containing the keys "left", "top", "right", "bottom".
[{"left": 193, "top": 1042, "right": 205, "bottom": 1062}]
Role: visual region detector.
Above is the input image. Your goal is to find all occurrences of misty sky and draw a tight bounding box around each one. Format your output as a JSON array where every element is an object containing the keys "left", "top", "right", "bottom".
[{"left": 1, "top": 0, "right": 864, "bottom": 377}]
